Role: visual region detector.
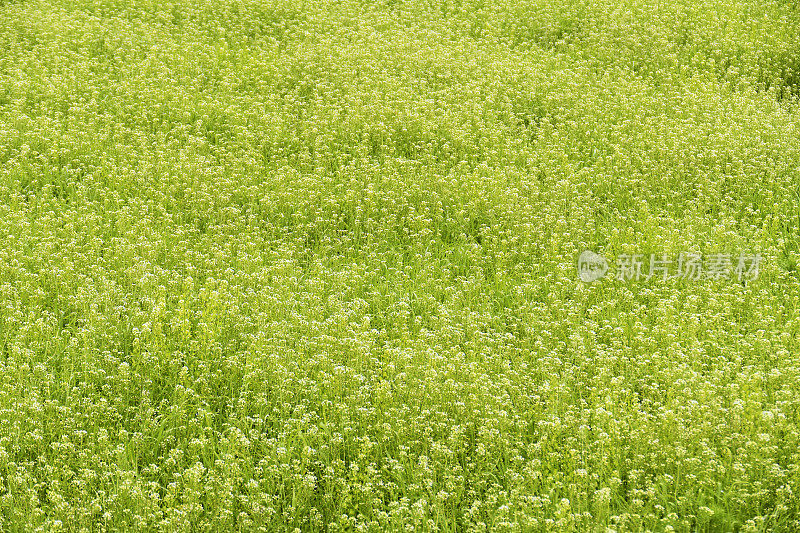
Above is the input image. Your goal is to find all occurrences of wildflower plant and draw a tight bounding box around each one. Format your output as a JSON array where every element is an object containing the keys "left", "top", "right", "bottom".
[{"left": 0, "top": 0, "right": 799, "bottom": 531}]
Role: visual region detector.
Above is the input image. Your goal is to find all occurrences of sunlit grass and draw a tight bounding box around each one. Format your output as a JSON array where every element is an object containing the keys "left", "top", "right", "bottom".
[{"left": 0, "top": 0, "right": 799, "bottom": 531}]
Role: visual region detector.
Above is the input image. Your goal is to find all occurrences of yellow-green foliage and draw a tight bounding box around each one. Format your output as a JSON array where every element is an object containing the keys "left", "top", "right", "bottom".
[{"left": 0, "top": 0, "right": 799, "bottom": 531}]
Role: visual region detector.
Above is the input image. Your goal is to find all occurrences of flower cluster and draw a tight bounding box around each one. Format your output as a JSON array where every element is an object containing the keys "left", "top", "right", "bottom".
[{"left": 0, "top": 0, "right": 799, "bottom": 531}]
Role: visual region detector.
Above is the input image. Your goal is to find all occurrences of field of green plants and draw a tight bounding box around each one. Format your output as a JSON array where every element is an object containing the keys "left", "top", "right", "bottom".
[{"left": 1, "top": 0, "right": 800, "bottom": 530}]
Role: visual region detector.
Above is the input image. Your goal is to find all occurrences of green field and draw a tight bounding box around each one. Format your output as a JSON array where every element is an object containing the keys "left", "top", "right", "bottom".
[{"left": 1, "top": 0, "right": 800, "bottom": 530}]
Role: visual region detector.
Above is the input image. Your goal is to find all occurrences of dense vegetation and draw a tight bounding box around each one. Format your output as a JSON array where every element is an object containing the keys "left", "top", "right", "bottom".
[{"left": 1, "top": 0, "right": 800, "bottom": 530}]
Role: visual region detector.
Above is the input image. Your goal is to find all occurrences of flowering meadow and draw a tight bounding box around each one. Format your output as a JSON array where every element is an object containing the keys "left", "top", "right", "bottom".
[{"left": 1, "top": 0, "right": 800, "bottom": 530}]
